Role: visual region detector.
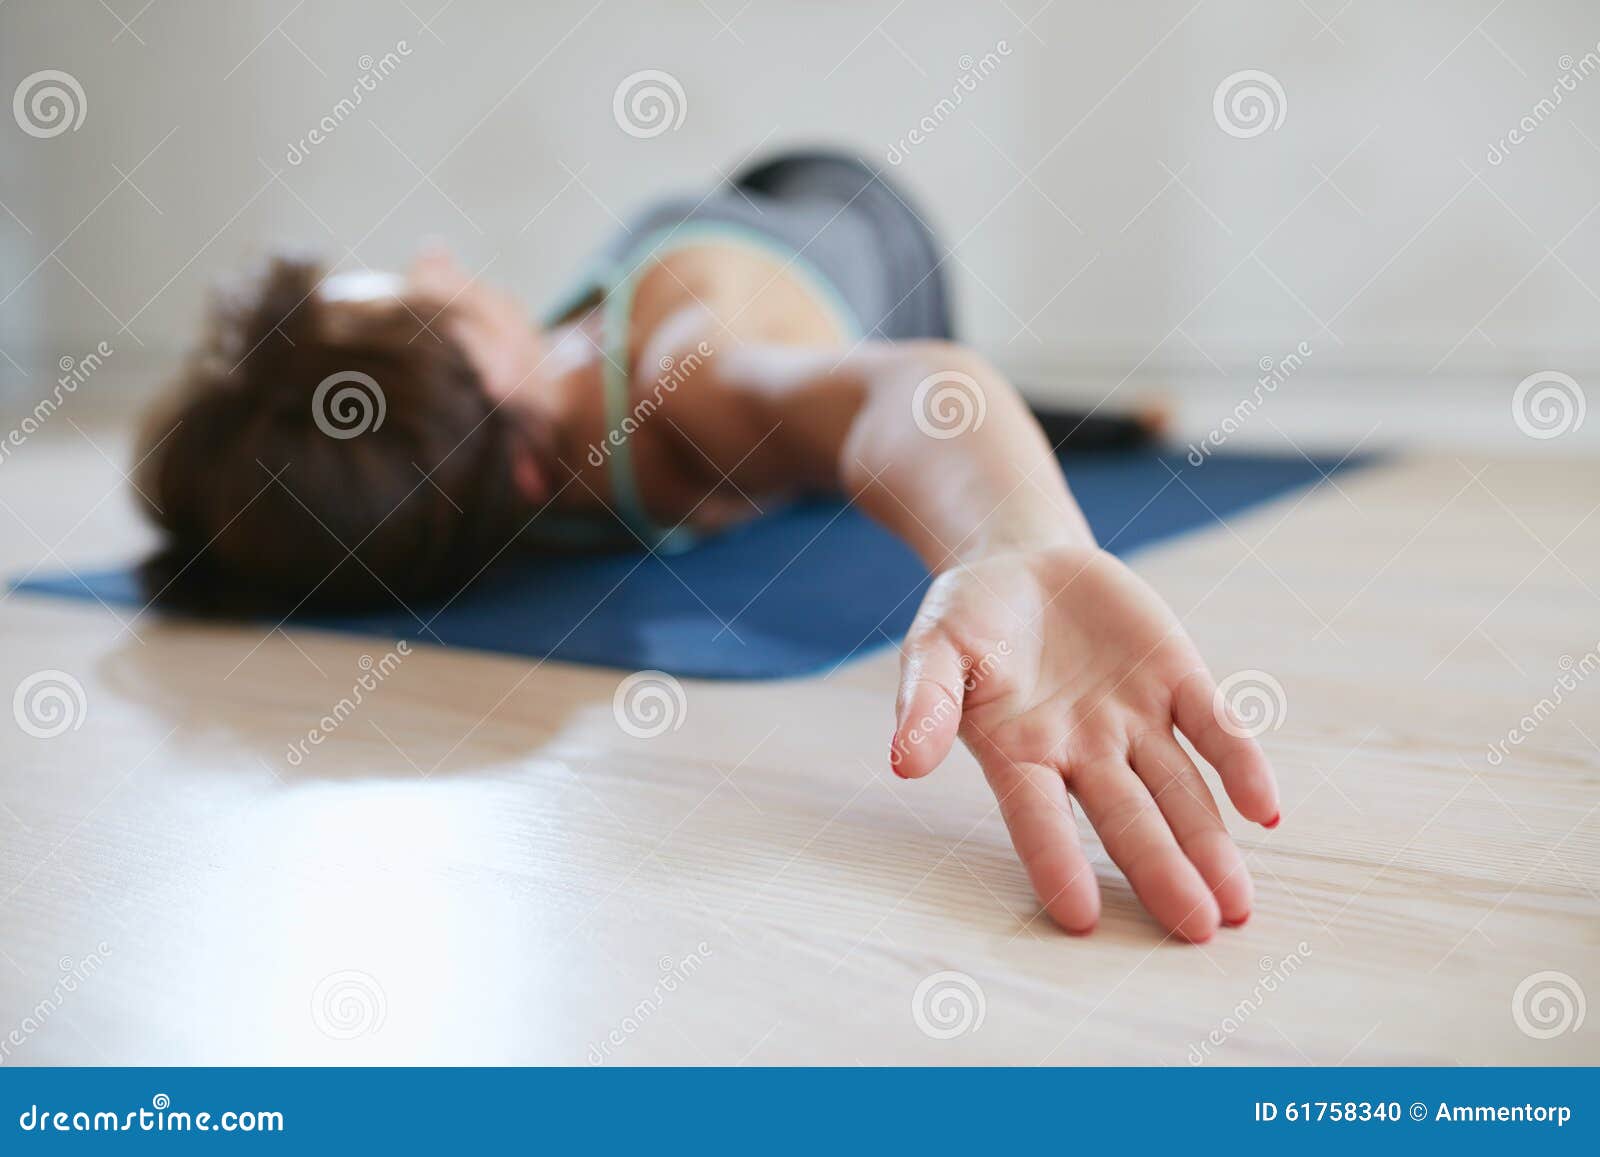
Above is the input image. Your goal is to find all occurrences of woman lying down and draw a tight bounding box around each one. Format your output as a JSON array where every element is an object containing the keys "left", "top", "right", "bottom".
[{"left": 136, "top": 148, "right": 1280, "bottom": 943}]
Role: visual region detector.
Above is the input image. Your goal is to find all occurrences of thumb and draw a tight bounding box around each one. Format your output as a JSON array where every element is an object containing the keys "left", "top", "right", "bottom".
[
  {"left": 407, "top": 244, "right": 465, "bottom": 295},
  {"left": 891, "top": 630, "right": 966, "bottom": 779}
]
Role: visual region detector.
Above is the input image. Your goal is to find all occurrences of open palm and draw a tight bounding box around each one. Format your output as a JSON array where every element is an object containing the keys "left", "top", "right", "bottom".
[{"left": 891, "top": 547, "right": 1280, "bottom": 942}]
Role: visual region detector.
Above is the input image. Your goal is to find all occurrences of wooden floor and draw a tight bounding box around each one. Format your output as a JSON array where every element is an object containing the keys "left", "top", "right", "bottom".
[{"left": 0, "top": 424, "right": 1595, "bottom": 1065}]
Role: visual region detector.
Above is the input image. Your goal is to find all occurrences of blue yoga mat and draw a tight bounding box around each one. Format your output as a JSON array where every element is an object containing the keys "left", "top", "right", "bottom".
[{"left": 12, "top": 451, "right": 1360, "bottom": 680}]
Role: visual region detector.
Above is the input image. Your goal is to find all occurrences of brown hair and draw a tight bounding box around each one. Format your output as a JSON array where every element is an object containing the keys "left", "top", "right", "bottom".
[{"left": 135, "top": 257, "right": 549, "bottom": 615}]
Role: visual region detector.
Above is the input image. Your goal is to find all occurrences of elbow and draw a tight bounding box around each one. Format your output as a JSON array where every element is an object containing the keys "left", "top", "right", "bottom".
[
  {"left": 899, "top": 340, "right": 1001, "bottom": 387},
  {"left": 842, "top": 341, "right": 1016, "bottom": 486},
  {"left": 887, "top": 341, "right": 1010, "bottom": 440}
]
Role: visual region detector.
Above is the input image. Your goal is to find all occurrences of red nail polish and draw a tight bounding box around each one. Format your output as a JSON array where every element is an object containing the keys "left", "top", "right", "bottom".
[
  {"left": 1263, "top": 812, "right": 1280, "bottom": 829},
  {"left": 1223, "top": 912, "right": 1251, "bottom": 928}
]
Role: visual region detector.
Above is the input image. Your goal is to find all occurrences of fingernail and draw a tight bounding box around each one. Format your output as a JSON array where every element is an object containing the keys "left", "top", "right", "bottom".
[
  {"left": 890, "top": 733, "right": 908, "bottom": 778},
  {"left": 1223, "top": 912, "right": 1251, "bottom": 928},
  {"left": 1263, "top": 812, "right": 1281, "bottom": 829}
]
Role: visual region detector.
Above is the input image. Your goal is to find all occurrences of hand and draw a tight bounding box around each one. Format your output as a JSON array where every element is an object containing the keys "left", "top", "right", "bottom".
[
  {"left": 404, "top": 246, "right": 543, "bottom": 406},
  {"left": 890, "top": 546, "right": 1280, "bottom": 942}
]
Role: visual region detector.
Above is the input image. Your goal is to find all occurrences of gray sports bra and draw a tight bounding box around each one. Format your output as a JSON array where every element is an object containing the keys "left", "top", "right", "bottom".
[{"left": 530, "top": 151, "right": 952, "bottom": 553}]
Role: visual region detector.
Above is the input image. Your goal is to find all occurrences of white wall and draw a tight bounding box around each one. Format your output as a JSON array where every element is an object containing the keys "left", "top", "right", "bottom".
[{"left": 2, "top": 0, "right": 1598, "bottom": 413}]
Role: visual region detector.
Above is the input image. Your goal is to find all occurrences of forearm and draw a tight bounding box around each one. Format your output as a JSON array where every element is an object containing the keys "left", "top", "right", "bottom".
[
  {"left": 695, "top": 340, "right": 1095, "bottom": 567},
  {"left": 839, "top": 346, "right": 1095, "bottom": 572}
]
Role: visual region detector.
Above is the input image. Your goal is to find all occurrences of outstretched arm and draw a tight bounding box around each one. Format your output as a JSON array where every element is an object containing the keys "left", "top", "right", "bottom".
[{"left": 685, "top": 339, "right": 1281, "bottom": 941}]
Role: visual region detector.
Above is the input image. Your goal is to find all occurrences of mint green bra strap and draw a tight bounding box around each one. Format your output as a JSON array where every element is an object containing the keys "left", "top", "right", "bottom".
[
  {"left": 599, "top": 260, "right": 702, "bottom": 554},
  {"left": 596, "top": 222, "right": 863, "bottom": 554},
  {"left": 599, "top": 264, "right": 652, "bottom": 537}
]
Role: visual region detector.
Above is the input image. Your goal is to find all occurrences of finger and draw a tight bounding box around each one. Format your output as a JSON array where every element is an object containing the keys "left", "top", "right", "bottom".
[
  {"left": 1071, "top": 755, "right": 1220, "bottom": 943},
  {"left": 977, "top": 758, "right": 1101, "bottom": 934},
  {"left": 891, "top": 631, "right": 965, "bottom": 779},
  {"left": 1129, "top": 731, "right": 1253, "bottom": 925},
  {"left": 408, "top": 241, "right": 455, "bottom": 273},
  {"left": 406, "top": 246, "right": 468, "bottom": 297},
  {"left": 1173, "top": 670, "right": 1281, "bottom": 827}
]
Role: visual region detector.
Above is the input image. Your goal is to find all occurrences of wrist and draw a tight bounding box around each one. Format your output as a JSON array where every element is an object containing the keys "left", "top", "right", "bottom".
[{"left": 947, "top": 505, "right": 1097, "bottom": 569}]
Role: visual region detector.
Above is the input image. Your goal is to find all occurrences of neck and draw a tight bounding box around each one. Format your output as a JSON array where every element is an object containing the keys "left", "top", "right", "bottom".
[{"left": 513, "top": 321, "right": 610, "bottom": 497}]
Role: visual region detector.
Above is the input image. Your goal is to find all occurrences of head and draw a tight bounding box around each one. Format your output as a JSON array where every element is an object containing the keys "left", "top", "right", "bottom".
[{"left": 136, "top": 250, "right": 554, "bottom": 614}]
